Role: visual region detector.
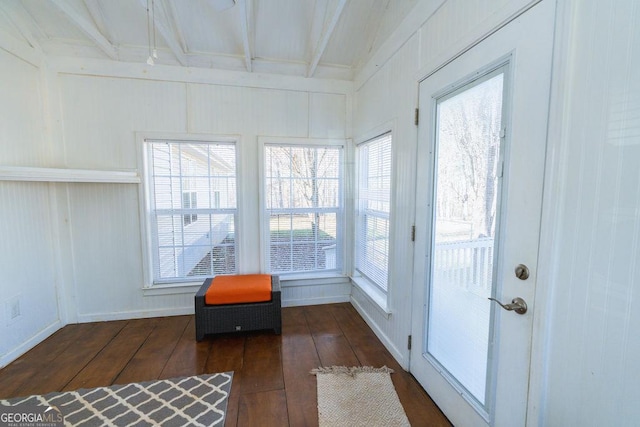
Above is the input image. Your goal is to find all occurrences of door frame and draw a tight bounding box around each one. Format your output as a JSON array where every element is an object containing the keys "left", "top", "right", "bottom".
[
  {"left": 408, "top": 1, "right": 557, "bottom": 425},
  {"left": 422, "top": 58, "right": 513, "bottom": 421}
]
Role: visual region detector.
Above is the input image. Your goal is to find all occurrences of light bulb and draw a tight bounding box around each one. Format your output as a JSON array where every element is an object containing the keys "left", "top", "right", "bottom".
[
  {"left": 152, "top": 48, "right": 158, "bottom": 59},
  {"left": 147, "top": 56, "right": 155, "bottom": 65}
]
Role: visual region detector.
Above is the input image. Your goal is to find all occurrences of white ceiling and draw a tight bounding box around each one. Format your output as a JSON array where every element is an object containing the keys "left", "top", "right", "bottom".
[{"left": 0, "top": 0, "right": 419, "bottom": 80}]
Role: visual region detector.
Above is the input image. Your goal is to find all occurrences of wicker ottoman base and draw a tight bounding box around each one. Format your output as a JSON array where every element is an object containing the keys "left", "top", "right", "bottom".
[{"left": 194, "top": 275, "right": 282, "bottom": 341}]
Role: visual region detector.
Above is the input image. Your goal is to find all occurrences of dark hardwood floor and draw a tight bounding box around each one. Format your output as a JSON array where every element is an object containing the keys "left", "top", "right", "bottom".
[{"left": 0, "top": 303, "right": 451, "bottom": 426}]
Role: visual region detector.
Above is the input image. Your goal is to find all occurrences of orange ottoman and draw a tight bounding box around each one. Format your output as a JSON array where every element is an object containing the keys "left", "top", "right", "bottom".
[{"left": 195, "top": 274, "right": 281, "bottom": 341}]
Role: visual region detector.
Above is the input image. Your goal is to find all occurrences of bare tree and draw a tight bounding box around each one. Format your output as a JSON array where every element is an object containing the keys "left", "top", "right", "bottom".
[
  {"left": 437, "top": 75, "right": 503, "bottom": 239},
  {"left": 267, "top": 146, "right": 338, "bottom": 233}
]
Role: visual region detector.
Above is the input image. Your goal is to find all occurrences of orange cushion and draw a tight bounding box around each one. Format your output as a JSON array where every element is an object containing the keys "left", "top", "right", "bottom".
[{"left": 205, "top": 274, "right": 272, "bottom": 305}]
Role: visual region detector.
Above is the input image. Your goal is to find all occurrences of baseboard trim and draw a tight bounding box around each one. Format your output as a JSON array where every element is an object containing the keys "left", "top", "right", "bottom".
[
  {"left": 350, "top": 296, "right": 408, "bottom": 369},
  {"left": 76, "top": 294, "right": 353, "bottom": 322},
  {"left": 0, "top": 320, "right": 63, "bottom": 369},
  {"left": 282, "top": 295, "right": 351, "bottom": 307},
  {"left": 76, "top": 306, "right": 194, "bottom": 323}
]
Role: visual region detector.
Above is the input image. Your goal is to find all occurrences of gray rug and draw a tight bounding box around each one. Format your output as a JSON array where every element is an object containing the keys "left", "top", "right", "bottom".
[{"left": 0, "top": 373, "right": 233, "bottom": 426}]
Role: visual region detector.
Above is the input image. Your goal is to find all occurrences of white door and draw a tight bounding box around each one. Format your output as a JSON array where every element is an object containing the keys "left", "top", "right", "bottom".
[{"left": 410, "top": 2, "right": 555, "bottom": 426}]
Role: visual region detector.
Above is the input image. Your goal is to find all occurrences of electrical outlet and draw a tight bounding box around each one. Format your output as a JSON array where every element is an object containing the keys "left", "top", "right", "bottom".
[
  {"left": 6, "top": 295, "right": 22, "bottom": 325},
  {"left": 11, "top": 298, "right": 20, "bottom": 319}
]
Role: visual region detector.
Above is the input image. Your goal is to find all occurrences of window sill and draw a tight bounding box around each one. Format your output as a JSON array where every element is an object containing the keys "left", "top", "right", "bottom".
[
  {"left": 143, "top": 281, "right": 203, "bottom": 296},
  {"left": 350, "top": 275, "right": 391, "bottom": 318},
  {"left": 143, "top": 272, "right": 350, "bottom": 296},
  {"left": 278, "top": 271, "right": 347, "bottom": 282}
]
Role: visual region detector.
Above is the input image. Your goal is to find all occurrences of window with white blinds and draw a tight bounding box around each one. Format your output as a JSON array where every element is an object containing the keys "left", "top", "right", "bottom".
[
  {"left": 265, "top": 144, "right": 342, "bottom": 274},
  {"left": 356, "top": 133, "right": 392, "bottom": 292},
  {"left": 146, "top": 140, "right": 237, "bottom": 283}
]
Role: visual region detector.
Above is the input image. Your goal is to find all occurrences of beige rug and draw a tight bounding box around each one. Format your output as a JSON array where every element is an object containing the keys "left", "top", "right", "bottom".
[{"left": 312, "top": 366, "right": 410, "bottom": 427}]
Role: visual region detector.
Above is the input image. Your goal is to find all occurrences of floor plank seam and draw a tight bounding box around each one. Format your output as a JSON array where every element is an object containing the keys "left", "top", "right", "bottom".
[{"left": 62, "top": 321, "right": 130, "bottom": 391}]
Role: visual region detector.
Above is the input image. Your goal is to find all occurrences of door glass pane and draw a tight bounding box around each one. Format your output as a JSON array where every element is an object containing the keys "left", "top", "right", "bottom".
[{"left": 427, "top": 72, "right": 504, "bottom": 405}]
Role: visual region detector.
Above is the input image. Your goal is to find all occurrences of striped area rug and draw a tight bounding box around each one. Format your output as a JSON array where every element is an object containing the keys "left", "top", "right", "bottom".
[{"left": 0, "top": 373, "right": 232, "bottom": 426}]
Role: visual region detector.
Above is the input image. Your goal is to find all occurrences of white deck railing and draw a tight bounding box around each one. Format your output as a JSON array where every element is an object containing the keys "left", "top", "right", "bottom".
[{"left": 433, "top": 238, "right": 494, "bottom": 295}]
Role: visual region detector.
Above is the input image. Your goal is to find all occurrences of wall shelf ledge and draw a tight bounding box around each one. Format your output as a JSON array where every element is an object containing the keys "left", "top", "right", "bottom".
[{"left": 0, "top": 166, "right": 140, "bottom": 183}]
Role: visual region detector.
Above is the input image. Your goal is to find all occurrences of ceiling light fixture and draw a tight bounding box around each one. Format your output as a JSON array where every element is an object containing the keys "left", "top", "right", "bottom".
[{"left": 146, "top": 0, "right": 157, "bottom": 65}]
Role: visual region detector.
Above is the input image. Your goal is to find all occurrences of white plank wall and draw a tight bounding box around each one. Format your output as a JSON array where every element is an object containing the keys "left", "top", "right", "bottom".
[
  {"left": 351, "top": 32, "right": 421, "bottom": 366},
  {"left": 0, "top": 182, "right": 60, "bottom": 366},
  {"left": 351, "top": 0, "right": 537, "bottom": 368},
  {"left": 537, "top": 0, "right": 640, "bottom": 424},
  {"left": 0, "top": 49, "right": 60, "bottom": 367},
  {"left": 354, "top": 0, "right": 640, "bottom": 424},
  {"left": 0, "top": 42, "right": 351, "bottom": 364},
  {"left": 59, "top": 75, "right": 187, "bottom": 170},
  {"left": 55, "top": 70, "right": 349, "bottom": 321},
  {"left": 0, "top": 49, "right": 49, "bottom": 167},
  {"left": 418, "top": 0, "right": 521, "bottom": 72}
]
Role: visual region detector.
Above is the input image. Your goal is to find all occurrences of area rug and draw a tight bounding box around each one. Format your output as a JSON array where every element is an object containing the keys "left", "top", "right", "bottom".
[
  {"left": 311, "top": 366, "right": 410, "bottom": 427},
  {"left": 0, "top": 372, "right": 232, "bottom": 426}
]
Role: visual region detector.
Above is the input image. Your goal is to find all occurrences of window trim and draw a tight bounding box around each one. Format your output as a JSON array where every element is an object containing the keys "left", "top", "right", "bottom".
[
  {"left": 137, "top": 132, "right": 240, "bottom": 289},
  {"left": 352, "top": 127, "right": 395, "bottom": 310},
  {"left": 258, "top": 136, "right": 346, "bottom": 277}
]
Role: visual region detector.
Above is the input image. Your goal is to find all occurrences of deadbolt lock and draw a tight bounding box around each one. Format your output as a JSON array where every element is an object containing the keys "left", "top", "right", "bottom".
[{"left": 515, "top": 264, "right": 529, "bottom": 280}]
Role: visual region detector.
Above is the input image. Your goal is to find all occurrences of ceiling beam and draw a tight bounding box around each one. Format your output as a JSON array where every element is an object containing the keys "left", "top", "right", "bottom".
[
  {"left": 163, "top": 0, "right": 188, "bottom": 52},
  {"left": 138, "top": 0, "right": 188, "bottom": 66},
  {"left": 0, "top": 1, "right": 44, "bottom": 52},
  {"left": 51, "top": 0, "right": 117, "bottom": 59},
  {"left": 0, "top": 25, "right": 41, "bottom": 67},
  {"left": 237, "top": 0, "right": 253, "bottom": 72},
  {"left": 353, "top": 0, "right": 388, "bottom": 70},
  {"left": 83, "top": 0, "right": 114, "bottom": 44},
  {"left": 307, "top": 0, "right": 347, "bottom": 78},
  {"left": 307, "top": 0, "right": 328, "bottom": 62}
]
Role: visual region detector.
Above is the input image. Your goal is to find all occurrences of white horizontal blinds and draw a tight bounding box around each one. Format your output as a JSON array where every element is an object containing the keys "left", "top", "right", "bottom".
[
  {"left": 356, "top": 133, "right": 392, "bottom": 292},
  {"left": 148, "top": 140, "right": 237, "bottom": 283},
  {"left": 265, "top": 144, "right": 342, "bottom": 274}
]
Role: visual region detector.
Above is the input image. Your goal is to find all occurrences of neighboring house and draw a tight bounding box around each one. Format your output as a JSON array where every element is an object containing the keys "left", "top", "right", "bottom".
[{"left": 147, "top": 141, "right": 237, "bottom": 280}]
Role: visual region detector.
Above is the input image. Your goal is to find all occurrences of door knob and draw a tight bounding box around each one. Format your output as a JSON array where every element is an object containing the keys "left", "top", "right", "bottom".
[{"left": 488, "top": 297, "right": 527, "bottom": 315}]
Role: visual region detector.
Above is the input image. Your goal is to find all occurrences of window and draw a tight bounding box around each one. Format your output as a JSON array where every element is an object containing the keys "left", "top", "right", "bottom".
[
  {"left": 182, "top": 158, "right": 197, "bottom": 226},
  {"left": 356, "top": 133, "right": 392, "bottom": 293},
  {"left": 182, "top": 191, "right": 197, "bottom": 226},
  {"left": 146, "top": 140, "right": 237, "bottom": 284},
  {"left": 264, "top": 144, "right": 342, "bottom": 274}
]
